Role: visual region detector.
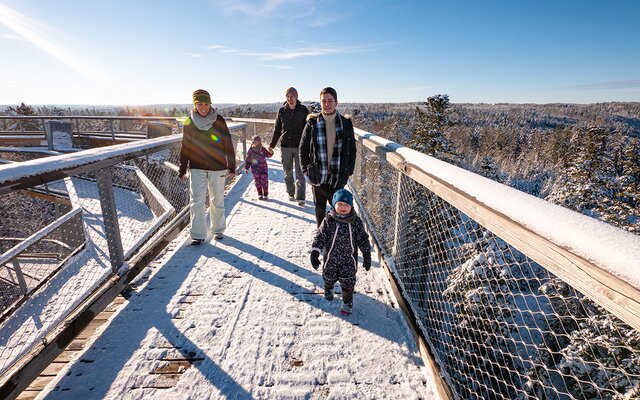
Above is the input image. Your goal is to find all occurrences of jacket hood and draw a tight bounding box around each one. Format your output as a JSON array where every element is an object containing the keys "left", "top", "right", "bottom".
[{"left": 306, "top": 112, "right": 351, "bottom": 121}]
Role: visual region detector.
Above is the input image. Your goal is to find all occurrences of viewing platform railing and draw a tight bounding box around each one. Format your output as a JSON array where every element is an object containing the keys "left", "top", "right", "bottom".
[
  {"left": 232, "top": 117, "right": 640, "bottom": 400},
  {"left": 0, "top": 115, "right": 638, "bottom": 399},
  {"left": 0, "top": 121, "right": 248, "bottom": 399}
]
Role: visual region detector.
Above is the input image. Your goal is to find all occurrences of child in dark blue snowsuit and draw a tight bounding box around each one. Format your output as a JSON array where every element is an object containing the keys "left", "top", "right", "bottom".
[
  {"left": 310, "top": 188, "right": 371, "bottom": 314},
  {"left": 244, "top": 135, "right": 273, "bottom": 200}
]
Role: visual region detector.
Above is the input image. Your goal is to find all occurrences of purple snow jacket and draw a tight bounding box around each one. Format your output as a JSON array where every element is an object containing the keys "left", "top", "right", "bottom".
[{"left": 244, "top": 146, "right": 273, "bottom": 176}]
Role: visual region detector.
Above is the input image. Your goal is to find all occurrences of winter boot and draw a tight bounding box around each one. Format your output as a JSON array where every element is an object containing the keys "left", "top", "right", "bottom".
[
  {"left": 340, "top": 289, "right": 354, "bottom": 314},
  {"left": 340, "top": 301, "right": 353, "bottom": 315},
  {"left": 324, "top": 283, "right": 334, "bottom": 301}
]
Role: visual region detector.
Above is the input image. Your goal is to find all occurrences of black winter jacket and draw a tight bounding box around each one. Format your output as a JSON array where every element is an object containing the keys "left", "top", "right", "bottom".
[
  {"left": 179, "top": 115, "right": 236, "bottom": 176},
  {"left": 299, "top": 112, "right": 356, "bottom": 187},
  {"left": 269, "top": 101, "right": 309, "bottom": 149}
]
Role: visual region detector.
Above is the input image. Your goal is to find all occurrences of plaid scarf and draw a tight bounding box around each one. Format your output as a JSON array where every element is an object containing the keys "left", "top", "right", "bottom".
[{"left": 316, "top": 113, "right": 344, "bottom": 186}]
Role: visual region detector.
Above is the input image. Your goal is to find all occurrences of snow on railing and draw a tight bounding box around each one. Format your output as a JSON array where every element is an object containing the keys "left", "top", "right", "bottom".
[{"left": 0, "top": 121, "right": 249, "bottom": 395}]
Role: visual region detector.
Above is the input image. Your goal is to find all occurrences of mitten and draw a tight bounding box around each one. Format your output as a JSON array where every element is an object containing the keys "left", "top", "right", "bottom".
[
  {"left": 310, "top": 250, "right": 320, "bottom": 270},
  {"left": 363, "top": 254, "right": 371, "bottom": 271}
]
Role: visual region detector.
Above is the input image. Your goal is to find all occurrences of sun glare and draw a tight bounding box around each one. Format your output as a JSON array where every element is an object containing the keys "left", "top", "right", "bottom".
[{"left": 0, "top": 3, "right": 110, "bottom": 86}]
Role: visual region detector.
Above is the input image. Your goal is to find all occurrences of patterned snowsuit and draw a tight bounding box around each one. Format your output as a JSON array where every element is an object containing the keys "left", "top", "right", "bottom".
[
  {"left": 245, "top": 146, "right": 273, "bottom": 196},
  {"left": 311, "top": 210, "right": 371, "bottom": 292}
]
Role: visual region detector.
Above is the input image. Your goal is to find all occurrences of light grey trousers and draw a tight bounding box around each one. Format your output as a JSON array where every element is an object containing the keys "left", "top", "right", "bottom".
[
  {"left": 189, "top": 169, "right": 226, "bottom": 240},
  {"left": 281, "top": 147, "right": 305, "bottom": 200}
]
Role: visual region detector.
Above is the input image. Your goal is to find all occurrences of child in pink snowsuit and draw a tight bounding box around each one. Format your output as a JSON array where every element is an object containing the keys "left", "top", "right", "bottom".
[{"left": 244, "top": 135, "right": 273, "bottom": 200}]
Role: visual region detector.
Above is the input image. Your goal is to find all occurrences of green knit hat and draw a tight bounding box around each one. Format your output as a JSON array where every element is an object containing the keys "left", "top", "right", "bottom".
[{"left": 192, "top": 89, "right": 211, "bottom": 104}]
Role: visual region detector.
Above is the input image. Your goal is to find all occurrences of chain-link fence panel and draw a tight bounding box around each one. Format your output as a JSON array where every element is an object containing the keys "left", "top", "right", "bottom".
[
  {"left": 0, "top": 139, "right": 187, "bottom": 378},
  {"left": 356, "top": 143, "right": 640, "bottom": 399},
  {"left": 351, "top": 142, "right": 399, "bottom": 255}
]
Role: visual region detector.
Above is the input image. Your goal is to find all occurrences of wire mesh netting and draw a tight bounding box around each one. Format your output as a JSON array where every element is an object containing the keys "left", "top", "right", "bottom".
[
  {"left": 0, "top": 144, "right": 190, "bottom": 376},
  {"left": 352, "top": 141, "right": 640, "bottom": 400}
]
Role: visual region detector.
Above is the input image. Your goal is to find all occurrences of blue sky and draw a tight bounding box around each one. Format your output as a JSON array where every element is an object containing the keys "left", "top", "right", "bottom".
[{"left": 0, "top": 0, "right": 639, "bottom": 105}]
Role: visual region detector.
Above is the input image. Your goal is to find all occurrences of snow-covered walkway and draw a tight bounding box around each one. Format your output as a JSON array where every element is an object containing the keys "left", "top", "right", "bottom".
[{"left": 39, "top": 154, "right": 436, "bottom": 399}]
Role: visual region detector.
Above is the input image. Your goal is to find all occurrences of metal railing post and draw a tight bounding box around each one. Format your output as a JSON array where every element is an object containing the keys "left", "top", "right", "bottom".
[
  {"left": 110, "top": 119, "right": 115, "bottom": 140},
  {"left": 11, "top": 260, "right": 28, "bottom": 295},
  {"left": 96, "top": 167, "right": 125, "bottom": 272},
  {"left": 242, "top": 125, "right": 248, "bottom": 159},
  {"left": 392, "top": 171, "right": 408, "bottom": 264}
]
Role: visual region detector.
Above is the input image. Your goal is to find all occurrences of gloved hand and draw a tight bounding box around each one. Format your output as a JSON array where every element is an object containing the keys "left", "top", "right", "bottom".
[
  {"left": 363, "top": 254, "right": 371, "bottom": 271},
  {"left": 310, "top": 250, "right": 320, "bottom": 270}
]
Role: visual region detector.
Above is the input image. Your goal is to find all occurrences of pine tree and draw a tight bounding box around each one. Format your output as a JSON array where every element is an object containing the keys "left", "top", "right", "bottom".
[
  {"left": 8, "top": 102, "right": 40, "bottom": 132},
  {"left": 547, "top": 126, "right": 616, "bottom": 215},
  {"left": 478, "top": 156, "right": 501, "bottom": 183},
  {"left": 408, "top": 94, "right": 460, "bottom": 165}
]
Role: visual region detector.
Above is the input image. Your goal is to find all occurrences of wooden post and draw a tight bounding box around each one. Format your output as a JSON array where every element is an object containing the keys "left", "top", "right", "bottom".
[
  {"left": 96, "top": 167, "right": 125, "bottom": 272},
  {"left": 392, "top": 171, "right": 408, "bottom": 265},
  {"left": 242, "top": 126, "right": 248, "bottom": 159},
  {"left": 11, "top": 260, "right": 28, "bottom": 295},
  {"left": 40, "top": 118, "right": 46, "bottom": 141},
  {"left": 74, "top": 118, "right": 81, "bottom": 139}
]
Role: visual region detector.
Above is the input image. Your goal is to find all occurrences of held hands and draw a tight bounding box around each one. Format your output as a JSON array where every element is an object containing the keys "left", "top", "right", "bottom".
[
  {"left": 310, "top": 250, "right": 320, "bottom": 270},
  {"left": 268, "top": 146, "right": 274, "bottom": 154}
]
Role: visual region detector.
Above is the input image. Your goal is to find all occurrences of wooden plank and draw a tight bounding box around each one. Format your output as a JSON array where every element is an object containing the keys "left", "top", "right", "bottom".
[
  {"left": 66, "top": 339, "right": 87, "bottom": 351},
  {"left": 52, "top": 351, "right": 77, "bottom": 363},
  {"left": 151, "top": 361, "right": 192, "bottom": 375},
  {"left": 75, "top": 320, "right": 107, "bottom": 339},
  {"left": 22, "top": 376, "right": 50, "bottom": 391},
  {"left": 143, "top": 374, "right": 181, "bottom": 389},
  {"left": 40, "top": 362, "right": 67, "bottom": 377},
  {"left": 15, "top": 390, "right": 38, "bottom": 400},
  {"left": 20, "top": 190, "right": 72, "bottom": 206},
  {"left": 178, "top": 295, "right": 202, "bottom": 304}
]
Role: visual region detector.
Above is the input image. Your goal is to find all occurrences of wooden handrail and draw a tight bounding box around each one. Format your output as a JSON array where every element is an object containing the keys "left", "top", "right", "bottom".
[{"left": 353, "top": 127, "right": 640, "bottom": 331}]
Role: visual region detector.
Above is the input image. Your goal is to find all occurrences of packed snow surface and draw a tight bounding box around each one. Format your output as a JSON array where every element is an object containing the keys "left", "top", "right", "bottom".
[{"left": 40, "top": 153, "right": 435, "bottom": 399}]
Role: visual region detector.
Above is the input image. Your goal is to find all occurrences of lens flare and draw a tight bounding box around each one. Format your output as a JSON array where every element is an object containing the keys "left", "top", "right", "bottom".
[{"left": 210, "top": 134, "right": 220, "bottom": 142}]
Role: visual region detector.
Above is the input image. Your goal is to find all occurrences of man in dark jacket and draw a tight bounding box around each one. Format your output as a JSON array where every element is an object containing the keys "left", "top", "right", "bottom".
[
  {"left": 299, "top": 87, "right": 356, "bottom": 226},
  {"left": 179, "top": 89, "right": 236, "bottom": 244},
  {"left": 268, "top": 87, "right": 309, "bottom": 206}
]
